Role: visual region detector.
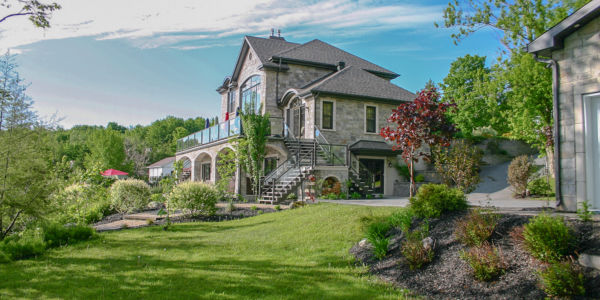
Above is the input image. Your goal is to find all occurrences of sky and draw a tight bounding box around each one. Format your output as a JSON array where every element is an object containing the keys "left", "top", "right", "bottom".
[{"left": 0, "top": 0, "right": 504, "bottom": 128}]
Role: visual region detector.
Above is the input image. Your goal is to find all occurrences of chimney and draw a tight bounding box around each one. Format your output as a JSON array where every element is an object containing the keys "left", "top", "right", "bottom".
[
  {"left": 269, "top": 28, "right": 286, "bottom": 40},
  {"left": 337, "top": 61, "right": 346, "bottom": 71}
]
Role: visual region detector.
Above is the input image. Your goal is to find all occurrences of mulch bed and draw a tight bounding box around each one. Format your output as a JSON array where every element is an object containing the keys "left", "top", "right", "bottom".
[
  {"left": 171, "top": 206, "right": 276, "bottom": 223},
  {"left": 350, "top": 210, "right": 600, "bottom": 299}
]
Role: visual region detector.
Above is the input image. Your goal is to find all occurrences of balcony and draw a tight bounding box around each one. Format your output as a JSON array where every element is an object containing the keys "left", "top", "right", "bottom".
[{"left": 176, "top": 116, "right": 241, "bottom": 153}]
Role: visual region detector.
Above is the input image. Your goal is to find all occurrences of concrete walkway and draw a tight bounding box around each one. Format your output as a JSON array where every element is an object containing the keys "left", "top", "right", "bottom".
[{"left": 319, "top": 197, "right": 555, "bottom": 209}]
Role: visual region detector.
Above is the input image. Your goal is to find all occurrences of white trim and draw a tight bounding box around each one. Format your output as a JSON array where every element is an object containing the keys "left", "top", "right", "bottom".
[
  {"left": 583, "top": 92, "right": 600, "bottom": 210},
  {"left": 320, "top": 99, "right": 336, "bottom": 131},
  {"left": 364, "top": 103, "right": 379, "bottom": 134}
]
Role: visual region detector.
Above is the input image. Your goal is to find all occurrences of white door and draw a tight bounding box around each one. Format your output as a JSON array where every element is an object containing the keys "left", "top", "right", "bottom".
[{"left": 584, "top": 93, "right": 600, "bottom": 210}]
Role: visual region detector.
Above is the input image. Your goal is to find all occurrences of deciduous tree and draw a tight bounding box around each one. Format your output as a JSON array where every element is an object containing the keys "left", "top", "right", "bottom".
[{"left": 0, "top": 0, "right": 61, "bottom": 28}]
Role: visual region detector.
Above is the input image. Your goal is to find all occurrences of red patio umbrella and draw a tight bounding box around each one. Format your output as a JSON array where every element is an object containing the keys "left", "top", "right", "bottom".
[{"left": 101, "top": 169, "right": 129, "bottom": 176}]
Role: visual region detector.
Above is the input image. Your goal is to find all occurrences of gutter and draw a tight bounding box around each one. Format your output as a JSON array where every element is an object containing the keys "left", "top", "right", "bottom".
[{"left": 533, "top": 53, "right": 562, "bottom": 208}]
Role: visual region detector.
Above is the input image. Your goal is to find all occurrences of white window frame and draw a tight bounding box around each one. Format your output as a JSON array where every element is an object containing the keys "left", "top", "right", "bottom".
[
  {"left": 320, "top": 99, "right": 336, "bottom": 131},
  {"left": 364, "top": 104, "right": 378, "bottom": 134}
]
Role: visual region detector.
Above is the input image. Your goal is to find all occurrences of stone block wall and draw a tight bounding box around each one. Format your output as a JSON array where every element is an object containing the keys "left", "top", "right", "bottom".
[{"left": 552, "top": 16, "right": 600, "bottom": 211}]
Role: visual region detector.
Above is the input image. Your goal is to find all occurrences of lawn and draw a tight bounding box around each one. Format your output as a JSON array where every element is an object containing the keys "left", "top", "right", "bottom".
[{"left": 0, "top": 203, "right": 408, "bottom": 299}]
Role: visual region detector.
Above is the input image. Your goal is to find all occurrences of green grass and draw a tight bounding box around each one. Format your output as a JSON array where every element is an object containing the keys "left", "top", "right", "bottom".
[{"left": 0, "top": 204, "right": 408, "bottom": 299}]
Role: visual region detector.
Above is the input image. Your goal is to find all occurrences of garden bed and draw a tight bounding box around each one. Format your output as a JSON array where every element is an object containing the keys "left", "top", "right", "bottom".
[{"left": 351, "top": 210, "right": 600, "bottom": 299}]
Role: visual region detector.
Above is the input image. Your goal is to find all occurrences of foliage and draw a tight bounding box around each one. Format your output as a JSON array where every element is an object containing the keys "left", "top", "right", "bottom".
[
  {"left": 338, "top": 192, "right": 347, "bottom": 199},
  {"left": 538, "top": 261, "right": 585, "bottom": 297},
  {"left": 577, "top": 200, "right": 593, "bottom": 222},
  {"left": 527, "top": 177, "right": 554, "bottom": 197},
  {"left": 51, "top": 183, "right": 112, "bottom": 225},
  {"left": 291, "top": 201, "right": 306, "bottom": 209},
  {"left": 250, "top": 205, "right": 258, "bottom": 211},
  {"left": 366, "top": 194, "right": 374, "bottom": 199},
  {"left": 410, "top": 184, "right": 467, "bottom": 218},
  {"left": 123, "top": 135, "right": 150, "bottom": 178},
  {"left": 350, "top": 192, "right": 361, "bottom": 199},
  {"left": 109, "top": 179, "right": 151, "bottom": 214},
  {"left": 394, "top": 163, "right": 411, "bottom": 181},
  {"left": 433, "top": 140, "right": 483, "bottom": 193},
  {"left": 455, "top": 209, "right": 500, "bottom": 247},
  {"left": 0, "top": 0, "right": 61, "bottom": 28},
  {"left": 401, "top": 223, "right": 434, "bottom": 270},
  {"left": 460, "top": 242, "right": 507, "bottom": 281},
  {"left": 326, "top": 193, "right": 338, "bottom": 200},
  {"left": 274, "top": 205, "right": 281, "bottom": 211},
  {"left": 0, "top": 233, "right": 45, "bottom": 261},
  {"left": 237, "top": 106, "right": 270, "bottom": 196},
  {"left": 523, "top": 214, "right": 574, "bottom": 262},
  {"left": 85, "top": 129, "right": 128, "bottom": 172},
  {"left": 286, "top": 193, "right": 297, "bottom": 200},
  {"left": 225, "top": 201, "right": 235, "bottom": 213},
  {"left": 472, "top": 126, "right": 498, "bottom": 138},
  {"left": 508, "top": 155, "right": 533, "bottom": 197},
  {"left": 322, "top": 179, "right": 341, "bottom": 196},
  {"left": 42, "top": 223, "right": 95, "bottom": 248},
  {"left": 216, "top": 148, "right": 237, "bottom": 196},
  {"left": 380, "top": 87, "right": 456, "bottom": 197},
  {"left": 414, "top": 174, "right": 425, "bottom": 183},
  {"left": 388, "top": 208, "right": 414, "bottom": 233},
  {"left": 168, "top": 182, "right": 218, "bottom": 216},
  {"left": 366, "top": 221, "right": 391, "bottom": 260}
]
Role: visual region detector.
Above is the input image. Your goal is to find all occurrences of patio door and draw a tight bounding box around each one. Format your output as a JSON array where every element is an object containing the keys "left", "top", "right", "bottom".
[
  {"left": 359, "top": 158, "right": 384, "bottom": 194},
  {"left": 290, "top": 105, "right": 305, "bottom": 139},
  {"left": 584, "top": 93, "right": 600, "bottom": 210}
]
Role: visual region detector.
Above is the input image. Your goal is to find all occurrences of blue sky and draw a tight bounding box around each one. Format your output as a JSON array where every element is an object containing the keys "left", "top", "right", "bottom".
[{"left": 1, "top": 0, "right": 503, "bottom": 128}]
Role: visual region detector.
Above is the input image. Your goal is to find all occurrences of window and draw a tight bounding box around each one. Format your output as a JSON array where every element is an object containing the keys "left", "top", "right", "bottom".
[
  {"left": 322, "top": 101, "right": 334, "bottom": 130},
  {"left": 241, "top": 75, "right": 261, "bottom": 114},
  {"left": 264, "top": 157, "right": 277, "bottom": 175},
  {"left": 366, "top": 105, "right": 377, "bottom": 133},
  {"left": 227, "top": 91, "right": 235, "bottom": 113},
  {"left": 201, "top": 163, "right": 211, "bottom": 181}
]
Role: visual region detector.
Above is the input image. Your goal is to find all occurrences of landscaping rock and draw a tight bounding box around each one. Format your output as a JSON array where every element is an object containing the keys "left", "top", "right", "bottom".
[
  {"left": 422, "top": 237, "right": 434, "bottom": 251},
  {"left": 146, "top": 201, "right": 164, "bottom": 210}
]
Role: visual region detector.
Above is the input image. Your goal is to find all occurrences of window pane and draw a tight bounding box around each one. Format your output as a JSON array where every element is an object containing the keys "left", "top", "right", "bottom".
[
  {"left": 366, "top": 106, "right": 376, "bottom": 133},
  {"left": 322, "top": 101, "right": 333, "bottom": 129},
  {"left": 242, "top": 75, "right": 261, "bottom": 114}
]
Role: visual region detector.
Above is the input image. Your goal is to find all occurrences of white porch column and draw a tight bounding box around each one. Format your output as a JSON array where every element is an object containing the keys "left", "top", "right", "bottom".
[{"left": 190, "top": 158, "right": 196, "bottom": 181}]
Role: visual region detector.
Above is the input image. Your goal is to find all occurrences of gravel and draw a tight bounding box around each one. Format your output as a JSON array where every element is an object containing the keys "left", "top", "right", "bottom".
[{"left": 350, "top": 211, "right": 600, "bottom": 299}]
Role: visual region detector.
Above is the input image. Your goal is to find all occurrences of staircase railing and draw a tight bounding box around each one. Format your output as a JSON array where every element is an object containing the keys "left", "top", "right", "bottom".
[
  {"left": 348, "top": 151, "right": 375, "bottom": 194},
  {"left": 314, "top": 126, "right": 346, "bottom": 166}
]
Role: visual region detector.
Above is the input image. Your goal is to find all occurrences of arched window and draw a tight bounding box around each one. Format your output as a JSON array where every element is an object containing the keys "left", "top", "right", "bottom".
[{"left": 240, "top": 75, "right": 261, "bottom": 114}]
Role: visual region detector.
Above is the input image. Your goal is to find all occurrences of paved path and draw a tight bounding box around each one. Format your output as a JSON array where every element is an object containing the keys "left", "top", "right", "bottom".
[{"left": 319, "top": 197, "right": 555, "bottom": 209}]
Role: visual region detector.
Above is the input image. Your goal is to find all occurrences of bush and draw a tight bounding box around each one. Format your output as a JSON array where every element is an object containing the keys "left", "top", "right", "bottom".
[
  {"left": 395, "top": 164, "right": 411, "bottom": 181},
  {"left": 401, "top": 223, "right": 434, "bottom": 270},
  {"left": 291, "top": 201, "right": 306, "bottom": 209},
  {"left": 326, "top": 193, "right": 338, "bottom": 200},
  {"left": 350, "top": 192, "right": 361, "bottom": 199},
  {"left": 366, "top": 194, "right": 374, "bottom": 199},
  {"left": 538, "top": 261, "right": 585, "bottom": 297},
  {"left": 460, "top": 242, "right": 506, "bottom": 281},
  {"left": 523, "top": 214, "right": 574, "bottom": 262},
  {"left": 286, "top": 193, "right": 297, "bottom": 200},
  {"left": 109, "top": 179, "right": 151, "bottom": 214},
  {"left": 455, "top": 209, "right": 500, "bottom": 247},
  {"left": 388, "top": 209, "right": 414, "bottom": 233},
  {"left": 527, "top": 177, "right": 554, "bottom": 197},
  {"left": 0, "top": 249, "right": 10, "bottom": 263},
  {"left": 338, "top": 192, "right": 348, "bottom": 199},
  {"left": 226, "top": 201, "right": 236, "bottom": 213},
  {"left": 52, "top": 183, "right": 111, "bottom": 225},
  {"left": 577, "top": 200, "right": 593, "bottom": 222},
  {"left": 508, "top": 155, "right": 533, "bottom": 197},
  {"left": 150, "top": 193, "right": 165, "bottom": 203},
  {"left": 274, "top": 205, "right": 281, "bottom": 211},
  {"left": 410, "top": 184, "right": 467, "bottom": 218},
  {"left": 43, "top": 223, "right": 96, "bottom": 248},
  {"left": 168, "top": 182, "right": 218, "bottom": 216},
  {"left": 366, "top": 221, "right": 391, "bottom": 260},
  {"left": 472, "top": 126, "right": 498, "bottom": 138},
  {"left": 250, "top": 205, "right": 258, "bottom": 211},
  {"left": 0, "top": 235, "right": 46, "bottom": 261},
  {"left": 433, "top": 141, "right": 483, "bottom": 193},
  {"left": 414, "top": 174, "right": 425, "bottom": 183}
]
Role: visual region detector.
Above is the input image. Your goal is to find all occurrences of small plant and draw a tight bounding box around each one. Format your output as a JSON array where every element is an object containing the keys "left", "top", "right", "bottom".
[
  {"left": 366, "top": 194, "right": 374, "bottom": 199},
  {"left": 410, "top": 184, "right": 467, "bottom": 218},
  {"left": 460, "top": 242, "right": 507, "bottom": 281},
  {"left": 414, "top": 174, "right": 425, "bottom": 183},
  {"left": 388, "top": 208, "right": 414, "bottom": 232},
  {"left": 286, "top": 193, "right": 297, "bottom": 200},
  {"left": 0, "top": 235, "right": 46, "bottom": 261},
  {"left": 508, "top": 155, "right": 533, "bottom": 197},
  {"left": 350, "top": 192, "right": 361, "bottom": 199},
  {"left": 455, "top": 208, "right": 500, "bottom": 247},
  {"left": 527, "top": 177, "right": 554, "bottom": 197},
  {"left": 291, "top": 201, "right": 306, "bottom": 209},
  {"left": 538, "top": 260, "right": 585, "bottom": 297},
  {"left": 274, "top": 205, "right": 281, "bottom": 211},
  {"left": 121, "top": 223, "right": 129, "bottom": 229},
  {"left": 432, "top": 140, "right": 483, "bottom": 193},
  {"left": 226, "top": 201, "right": 236, "bottom": 213},
  {"left": 43, "top": 223, "right": 96, "bottom": 249},
  {"left": 395, "top": 164, "right": 411, "bottom": 181},
  {"left": 338, "top": 192, "right": 348, "bottom": 199},
  {"left": 401, "top": 223, "right": 434, "bottom": 270},
  {"left": 250, "top": 205, "right": 258, "bottom": 211},
  {"left": 577, "top": 200, "right": 593, "bottom": 222},
  {"left": 472, "top": 126, "right": 498, "bottom": 138},
  {"left": 366, "top": 221, "right": 391, "bottom": 260},
  {"left": 326, "top": 193, "right": 339, "bottom": 200},
  {"left": 146, "top": 219, "right": 154, "bottom": 225},
  {"left": 523, "top": 214, "right": 574, "bottom": 262}
]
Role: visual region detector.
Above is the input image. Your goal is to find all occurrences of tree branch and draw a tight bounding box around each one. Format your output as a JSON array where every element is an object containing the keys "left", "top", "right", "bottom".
[
  {"left": 0, "top": 11, "right": 33, "bottom": 24},
  {"left": 1, "top": 209, "right": 21, "bottom": 240}
]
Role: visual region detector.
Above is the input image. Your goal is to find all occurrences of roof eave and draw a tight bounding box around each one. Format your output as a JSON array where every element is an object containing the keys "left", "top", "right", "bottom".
[{"left": 312, "top": 90, "right": 410, "bottom": 104}]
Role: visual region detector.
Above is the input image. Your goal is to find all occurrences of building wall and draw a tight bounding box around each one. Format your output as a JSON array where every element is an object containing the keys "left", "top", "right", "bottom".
[{"left": 552, "top": 16, "right": 600, "bottom": 211}]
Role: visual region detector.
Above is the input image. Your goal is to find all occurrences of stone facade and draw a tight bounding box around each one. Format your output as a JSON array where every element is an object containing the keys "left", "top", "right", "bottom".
[{"left": 551, "top": 16, "right": 600, "bottom": 211}]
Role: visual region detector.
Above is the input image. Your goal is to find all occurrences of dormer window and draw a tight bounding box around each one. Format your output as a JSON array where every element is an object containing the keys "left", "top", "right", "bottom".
[{"left": 241, "top": 75, "right": 261, "bottom": 114}]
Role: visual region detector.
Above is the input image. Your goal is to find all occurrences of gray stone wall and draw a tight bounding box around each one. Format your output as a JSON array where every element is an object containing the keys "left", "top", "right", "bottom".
[{"left": 552, "top": 16, "right": 600, "bottom": 211}]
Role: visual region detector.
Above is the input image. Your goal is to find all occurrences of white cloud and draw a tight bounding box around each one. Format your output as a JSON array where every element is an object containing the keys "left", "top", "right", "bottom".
[{"left": 0, "top": 0, "right": 443, "bottom": 52}]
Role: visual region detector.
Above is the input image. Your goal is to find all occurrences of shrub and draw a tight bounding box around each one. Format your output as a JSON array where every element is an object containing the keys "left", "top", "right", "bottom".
[
  {"left": 433, "top": 140, "right": 483, "bottom": 193},
  {"left": 414, "top": 174, "right": 425, "bottom": 183},
  {"left": 274, "top": 205, "right": 281, "bottom": 211},
  {"left": 401, "top": 223, "right": 434, "bottom": 270},
  {"left": 460, "top": 242, "right": 506, "bottom": 281},
  {"left": 366, "top": 194, "right": 374, "bottom": 199},
  {"left": 523, "top": 214, "right": 574, "bottom": 262},
  {"left": 226, "top": 201, "right": 236, "bottom": 213},
  {"left": 388, "top": 209, "right": 414, "bottom": 233},
  {"left": 168, "top": 182, "right": 218, "bottom": 216},
  {"left": 395, "top": 164, "right": 411, "bottom": 181},
  {"left": 291, "top": 201, "right": 306, "bottom": 209},
  {"left": 455, "top": 209, "right": 500, "bottom": 247},
  {"left": 338, "top": 192, "right": 348, "bottom": 199},
  {"left": 43, "top": 223, "right": 96, "bottom": 248},
  {"left": 83, "top": 200, "right": 114, "bottom": 224},
  {"left": 0, "top": 235, "right": 46, "bottom": 261},
  {"left": 250, "top": 205, "right": 258, "bottom": 211},
  {"left": 326, "top": 193, "right": 338, "bottom": 200},
  {"left": 146, "top": 219, "right": 154, "bottom": 225},
  {"left": 577, "top": 200, "right": 593, "bottom": 222},
  {"left": 410, "top": 184, "right": 467, "bottom": 218},
  {"left": 286, "top": 193, "right": 297, "bottom": 200},
  {"left": 0, "top": 250, "right": 10, "bottom": 263},
  {"left": 472, "top": 126, "right": 498, "bottom": 138},
  {"left": 538, "top": 261, "right": 585, "bottom": 297},
  {"left": 109, "top": 179, "right": 151, "bottom": 214},
  {"left": 527, "top": 177, "right": 553, "bottom": 197},
  {"left": 508, "top": 155, "right": 533, "bottom": 197},
  {"left": 366, "top": 221, "right": 391, "bottom": 260},
  {"left": 150, "top": 193, "right": 165, "bottom": 203},
  {"left": 350, "top": 192, "right": 361, "bottom": 199}
]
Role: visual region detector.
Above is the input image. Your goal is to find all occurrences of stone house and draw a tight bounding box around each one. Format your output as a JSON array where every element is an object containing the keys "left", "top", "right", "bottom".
[
  {"left": 175, "top": 33, "right": 416, "bottom": 202},
  {"left": 527, "top": 0, "right": 600, "bottom": 211}
]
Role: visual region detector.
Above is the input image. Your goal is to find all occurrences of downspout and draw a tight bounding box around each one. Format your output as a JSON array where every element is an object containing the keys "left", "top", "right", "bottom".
[{"left": 534, "top": 53, "right": 561, "bottom": 208}]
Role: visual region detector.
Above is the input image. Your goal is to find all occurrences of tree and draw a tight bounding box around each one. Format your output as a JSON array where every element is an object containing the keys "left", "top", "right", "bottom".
[
  {"left": 123, "top": 135, "right": 150, "bottom": 178},
  {"left": 237, "top": 106, "right": 270, "bottom": 197},
  {"left": 441, "top": 55, "right": 508, "bottom": 136},
  {"left": 380, "top": 87, "right": 456, "bottom": 197},
  {"left": 84, "top": 129, "right": 126, "bottom": 172},
  {"left": 0, "top": 53, "right": 54, "bottom": 239},
  {"left": 0, "top": 0, "right": 61, "bottom": 28}
]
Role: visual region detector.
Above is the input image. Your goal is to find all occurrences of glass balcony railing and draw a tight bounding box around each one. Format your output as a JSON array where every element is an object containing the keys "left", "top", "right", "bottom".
[{"left": 176, "top": 116, "right": 241, "bottom": 152}]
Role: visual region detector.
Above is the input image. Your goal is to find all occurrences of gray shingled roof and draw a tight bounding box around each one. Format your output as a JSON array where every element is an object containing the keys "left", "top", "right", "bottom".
[
  {"left": 272, "top": 39, "right": 399, "bottom": 78},
  {"left": 146, "top": 156, "right": 175, "bottom": 168},
  {"left": 349, "top": 140, "right": 396, "bottom": 156},
  {"left": 297, "top": 66, "right": 415, "bottom": 102},
  {"left": 245, "top": 36, "right": 299, "bottom": 69}
]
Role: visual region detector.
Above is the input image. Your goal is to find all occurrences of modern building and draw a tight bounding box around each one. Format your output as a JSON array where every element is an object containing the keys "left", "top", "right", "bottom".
[
  {"left": 175, "top": 32, "right": 416, "bottom": 202},
  {"left": 527, "top": 0, "right": 600, "bottom": 211}
]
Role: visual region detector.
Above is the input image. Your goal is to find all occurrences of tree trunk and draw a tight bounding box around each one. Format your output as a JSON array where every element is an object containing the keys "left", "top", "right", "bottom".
[{"left": 546, "top": 146, "right": 555, "bottom": 179}]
